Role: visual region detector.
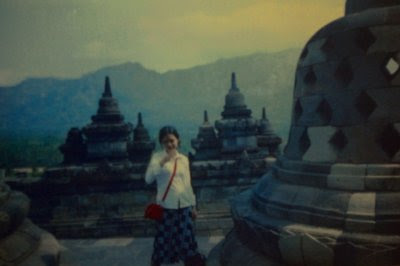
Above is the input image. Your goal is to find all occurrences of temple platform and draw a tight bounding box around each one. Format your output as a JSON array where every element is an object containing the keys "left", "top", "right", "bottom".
[{"left": 59, "top": 235, "right": 224, "bottom": 266}]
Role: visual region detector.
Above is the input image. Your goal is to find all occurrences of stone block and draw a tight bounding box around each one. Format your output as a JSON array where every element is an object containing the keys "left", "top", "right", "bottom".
[
  {"left": 132, "top": 192, "right": 150, "bottom": 205},
  {"left": 345, "top": 192, "right": 376, "bottom": 232},
  {"left": 303, "top": 126, "right": 338, "bottom": 162},
  {"left": 374, "top": 192, "right": 400, "bottom": 233},
  {"left": 340, "top": 125, "right": 388, "bottom": 163},
  {"left": 199, "top": 188, "right": 217, "bottom": 203},
  {"left": 366, "top": 163, "right": 400, "bottom": 176},
  {"left": 327, "top": 164, "right": 366, "bottom": 190},
  {"left": 277, "top": 167, "right": 327, "bottom": 188},
  {"left": 327, "top": 175, "right": 365, "bottom": 191},
  {"left": 365, "top": 175, "right": 400, "bottom": 191},
  {"left": 302, "top": 233, "right": 334, "bottom": 266},
  {"left": 256, "top": 178, "right": 298, "bottom": 207},
  {"left": 289, "top": 186, "right": 320, "bottom": 224},
  {"left": 330, "top": 163, "right": 367, "bottom": 175},
  {"left": 310, "top": 190, "right": 351, "bottom": 228},
  {"left": 278, "top": 234, "right": 303, "bottom": 265},
  {"left": 217, "top": 229, "right": 281, "bottom": 266}
]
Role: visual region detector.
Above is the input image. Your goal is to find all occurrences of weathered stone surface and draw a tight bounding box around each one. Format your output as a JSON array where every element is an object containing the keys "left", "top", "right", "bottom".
[
  {"left": 9, "top": 165, "right": 245, "bottom": 238},
  {"left": 211, "top": 1, "right": 400, "bottom": 265},
  {"left": 59, "top": 235, "right": 223, "bottom": 266},
  {"left": 208, "top": 230, "right": 281, "bottom": 266},
  {"left": 303, "top": 126, "right": 337, "bottom": 162},
  {"left": 0, "top": 183, "right": 60, "bottom": 266}
]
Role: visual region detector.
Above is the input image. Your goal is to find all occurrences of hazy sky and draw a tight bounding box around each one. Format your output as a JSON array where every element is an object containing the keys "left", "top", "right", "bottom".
[{"left": 0, "top": 0, "right": 345, "bottom": 86}]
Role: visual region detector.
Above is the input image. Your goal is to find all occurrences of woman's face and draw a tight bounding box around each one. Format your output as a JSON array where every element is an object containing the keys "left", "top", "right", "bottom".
[{"left": 161, "top": 133, "right": 179, "bottom": 153}]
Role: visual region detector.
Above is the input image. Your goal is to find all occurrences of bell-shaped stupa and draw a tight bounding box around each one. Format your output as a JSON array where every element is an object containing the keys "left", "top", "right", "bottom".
[
  {"left": 215, "top": 73, "right": 259, "bottom": 157},
  {"left": 209, "top": 1, "right": 400, "bottom": 265},
  {"left": 128, "top": 112, "right": 155, "bottom": 163},
  {"left": 257, "top": 107, "right": 282, "bottom": 156},
  {"left": 82, "top": 76, "right": 132, "bottom": 162},
  {"left": 191, "top": 110, "right": 221, "bottom": 160},
  {"left": 221, "top": 72, "right": 252, "bottom": 119},
  {"left": 59, "top": 127, "right": 86, "bottom": 165}
]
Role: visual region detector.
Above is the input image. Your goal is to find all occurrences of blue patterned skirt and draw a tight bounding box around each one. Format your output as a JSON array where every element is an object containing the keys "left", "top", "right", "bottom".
[{"left": 151, "top": 207, "right": 199, "bottom": 264}]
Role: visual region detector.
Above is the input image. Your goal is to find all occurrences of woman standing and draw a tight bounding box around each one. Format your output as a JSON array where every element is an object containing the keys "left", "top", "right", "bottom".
[{"left": 145, "top": 126, "right": 205, "bottom": 266}]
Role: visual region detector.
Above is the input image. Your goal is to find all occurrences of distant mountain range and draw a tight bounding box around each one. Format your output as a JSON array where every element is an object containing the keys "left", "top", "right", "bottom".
[{"left": 0, "top": 48, "right": 301, "bottom": 145}]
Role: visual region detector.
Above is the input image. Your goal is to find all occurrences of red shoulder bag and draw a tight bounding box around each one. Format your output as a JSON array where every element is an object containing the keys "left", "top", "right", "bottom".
[{"left": 144, "top": 158, "right": 178, "bottom": 221}]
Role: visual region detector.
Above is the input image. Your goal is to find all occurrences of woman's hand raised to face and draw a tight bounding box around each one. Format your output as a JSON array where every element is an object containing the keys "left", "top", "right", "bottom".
[
  {"left": 160, "top": 133, "right": 179, "bottom": 167},
  {"left": 159, "top": 151, "right": 177, "bottom": 167}
]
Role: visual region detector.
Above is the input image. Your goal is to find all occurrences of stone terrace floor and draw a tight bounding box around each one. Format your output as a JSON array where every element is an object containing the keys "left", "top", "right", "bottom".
[{"left": 59, "top": 235, "right": 224, "bottom": 266}]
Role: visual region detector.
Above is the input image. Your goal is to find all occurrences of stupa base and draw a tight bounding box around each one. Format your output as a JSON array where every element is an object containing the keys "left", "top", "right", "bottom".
[{"left": 209, "top": 189, "right": 400, "bottom": 266}]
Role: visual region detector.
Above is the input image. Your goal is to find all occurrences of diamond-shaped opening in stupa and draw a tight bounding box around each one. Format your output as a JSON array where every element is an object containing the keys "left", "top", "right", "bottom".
[
  {"left": 299, "top": 128, "right": 311, "bottom": 156},
  {"left": 355, "top": 91, "right": 377, "bottom": 120},
  {"left": 334, "top": 60, "right": 353, "bottom": 87},
  {"left": 300, "top": 47, "right": 309, "bottom": 60},
  {"left": 385, "top": 57, "right": 399, "bottom": 76},
  {"left": 304, "top": 67, "right": 317, "bottom": 85},
  {"left": 378, "top": 124, "right": 400, "bottom": 159},
  {"left": 294, "top": 99, "right": 303, "bottom": 123},
  {"left": 316, "top": 99, "right": 333, "bottom": 124},
  {"left": 321, "top": 37, "right": 335, "bottom": 54},
  {"left": 355, "top": 28, "right": 376, "bottom": 53},
  {"left": 329, "top": 129, "right": 348, "bottom": 152}
]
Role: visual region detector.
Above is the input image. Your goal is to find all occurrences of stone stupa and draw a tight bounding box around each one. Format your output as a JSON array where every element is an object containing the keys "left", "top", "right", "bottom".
[
  {"left": 215, "top": 73, "right": 259, "bottom": 158},
  {"left": 191, "top": 110, "right": 221, "bottom": 160},
  {"left": 128, "top": 112, "right": 156, "bottom": 163},
  {"left": 209, "top": 1, "right": 400, "bottom": 265},
  {"left": 256, "top": 107, "right": 282, "bottom": 157},
  {"left": 82, "top": 76, "right": 132, "bottom": 162}
]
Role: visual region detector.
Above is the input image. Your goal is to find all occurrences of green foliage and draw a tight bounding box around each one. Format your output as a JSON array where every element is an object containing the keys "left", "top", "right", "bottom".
[
  {"left": 0, "top": 133, "right": 63, "bottom": 168},
  {"left": 0, "top": 133, "right": 195, "bottom": 168}
]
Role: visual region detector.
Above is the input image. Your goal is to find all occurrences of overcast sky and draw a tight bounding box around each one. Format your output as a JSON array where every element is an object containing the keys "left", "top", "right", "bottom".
[{"left": 0, "top": 0, "right": 345, "bottom": 86}]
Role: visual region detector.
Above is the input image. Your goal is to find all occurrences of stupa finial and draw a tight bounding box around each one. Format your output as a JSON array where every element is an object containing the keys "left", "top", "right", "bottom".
[
  {"left": 231, "top": 72, "right": 238, "bottom": 90},
  {"left": 103, "top": 76, "right": 112, "bottom": 97},
  {"left": 138, "top": 112, "right": 143, "bottom": 126},
  {"left": 204, "top": 110, "right": 209, "bottom": 123}
]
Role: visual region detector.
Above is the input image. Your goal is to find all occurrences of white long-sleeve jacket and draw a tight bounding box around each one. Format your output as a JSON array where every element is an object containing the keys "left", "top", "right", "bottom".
[{"left": 145, "top": 150, "right": 196, "bottom": 209}]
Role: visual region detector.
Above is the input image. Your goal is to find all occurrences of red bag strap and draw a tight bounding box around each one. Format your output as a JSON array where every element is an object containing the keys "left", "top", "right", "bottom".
[{"left": 161, "top": 158, "right": 178, "bottom": 202}]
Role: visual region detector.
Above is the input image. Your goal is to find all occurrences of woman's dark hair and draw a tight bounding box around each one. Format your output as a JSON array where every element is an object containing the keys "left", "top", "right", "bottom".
[{"left": 158, "top": 125, "right": 180, "bottom": 144}]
